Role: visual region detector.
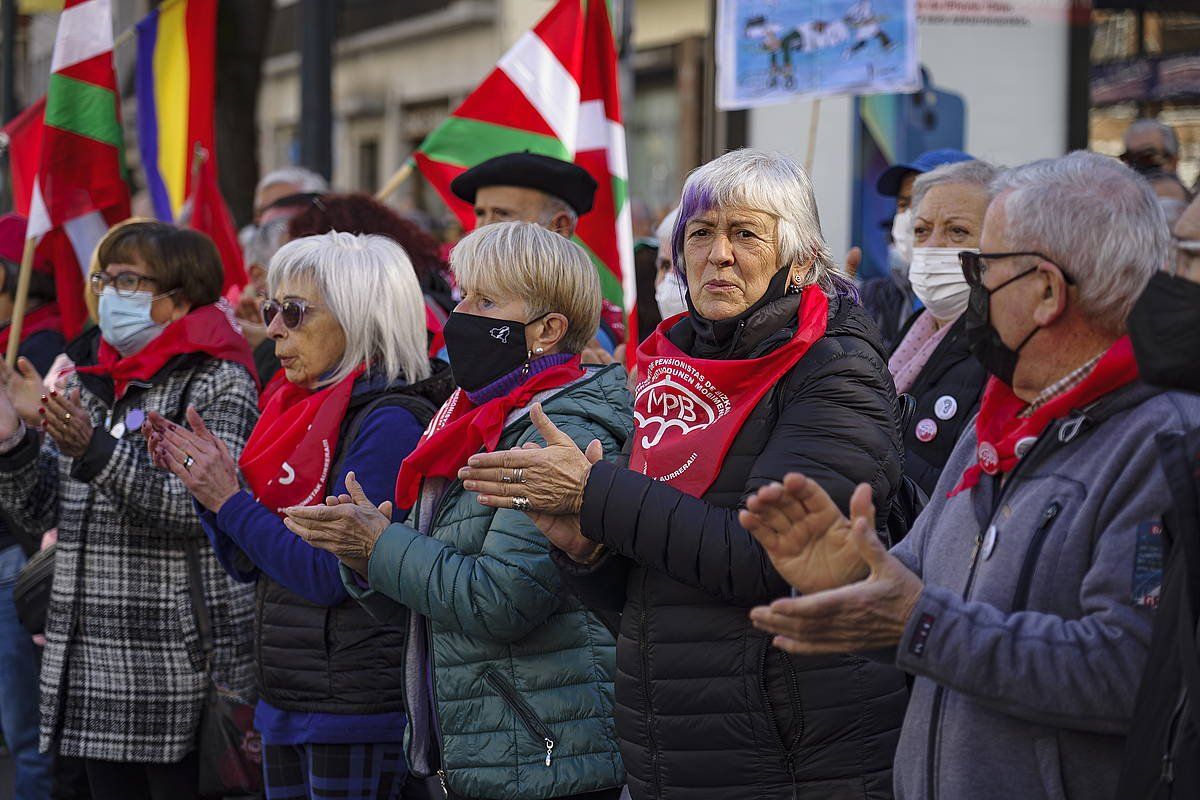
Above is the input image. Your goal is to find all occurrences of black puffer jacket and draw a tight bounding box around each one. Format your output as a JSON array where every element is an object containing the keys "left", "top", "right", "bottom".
[
  {"left": 557, "top": 290, "right": 908, "bottom": 800},
  {"left": 894, "top": 312, "right": 987, "bottom": 498}
]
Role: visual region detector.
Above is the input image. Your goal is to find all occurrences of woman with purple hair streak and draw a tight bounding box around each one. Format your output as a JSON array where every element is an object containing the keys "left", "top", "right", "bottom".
[{"left": 459, "top": 149, "right": 908, "bottom": 799}]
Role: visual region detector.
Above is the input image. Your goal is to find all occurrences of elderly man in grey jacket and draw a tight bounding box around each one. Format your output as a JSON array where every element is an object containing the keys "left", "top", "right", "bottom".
[{"left": 738, "top": 150, "right": 1200, "bottom": 800}]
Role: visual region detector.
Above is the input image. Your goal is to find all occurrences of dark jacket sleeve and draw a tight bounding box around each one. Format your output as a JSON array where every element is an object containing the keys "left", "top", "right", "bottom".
[
  {"left": 18, "top": 330, "right": 66, "bottom": 376},
  {"left": 580, "top": 335, "right": 902, "bottom": 606}
]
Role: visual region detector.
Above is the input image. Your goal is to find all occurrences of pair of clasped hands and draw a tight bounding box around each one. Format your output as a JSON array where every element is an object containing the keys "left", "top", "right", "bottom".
[{"left": 0, "top": 357, "right": 92, "bottom": 459}]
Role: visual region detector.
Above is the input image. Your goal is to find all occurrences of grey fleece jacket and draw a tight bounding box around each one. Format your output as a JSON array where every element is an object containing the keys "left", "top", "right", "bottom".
[{"left": 888, "top": 382, "right": 1200, "bottom": 800}]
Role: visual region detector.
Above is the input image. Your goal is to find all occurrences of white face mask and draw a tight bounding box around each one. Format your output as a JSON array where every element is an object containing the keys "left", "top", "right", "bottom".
[
  {"left": 891, "top": 208, "right": 914, "bottom": 265},
  {"left": 655, "top": 268, "right": 689, "bottom": 319},
  {"left": 909, "top": 246, "right": 976, "bottom": 323}
]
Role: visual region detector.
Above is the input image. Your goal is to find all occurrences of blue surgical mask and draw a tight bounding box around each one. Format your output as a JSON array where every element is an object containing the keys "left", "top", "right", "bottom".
[{"left": 98, "top": 287, "right": 169, "bottom": 356}]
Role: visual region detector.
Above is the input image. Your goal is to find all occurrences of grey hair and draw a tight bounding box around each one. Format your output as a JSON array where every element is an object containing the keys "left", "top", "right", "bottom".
[
  {"left": 671, "top": 148, "right": 842, "bottom": 294},
  {"left": 991, "top": 150, "right": 1168, "bottom": 334},
  {"left": 243, "top": 217, "right": 289, "bottom": 269},
  {"left": 1125, "top": 118, "right": 1179, "bottom": 157},
  {"left": 655, "top": 206, "right": 681, "bottom": 262},
  {"left": 257, "top": 166, "right": 329, "bottom": 196},
  {"left": 268, "top": 232, "right": 431, "bottom": 387},
  {"left": 538, "top": 194, "right": 578, "bottom": 233},
  {"left": 911, "top": 160, "right": 1004, "bottom": 214}
]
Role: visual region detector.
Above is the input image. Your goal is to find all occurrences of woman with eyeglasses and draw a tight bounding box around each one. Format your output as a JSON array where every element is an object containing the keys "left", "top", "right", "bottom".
[
  {"left": 144, "top": 231, "right": 453, "bottom": 799},
  {"left": 0, "top": 221, "right": 259, "bottom": 800},
  {"left": 887, "top": 159, "right": 1001, "bottom": 502}
]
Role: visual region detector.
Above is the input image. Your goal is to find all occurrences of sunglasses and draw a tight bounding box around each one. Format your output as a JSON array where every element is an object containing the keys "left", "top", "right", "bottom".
[
  {"left": 958, "top": 251, "right": 1075, "bottom": 287},
  {"left": 261, "top": 299, "right": 319, "bottom": 329}
]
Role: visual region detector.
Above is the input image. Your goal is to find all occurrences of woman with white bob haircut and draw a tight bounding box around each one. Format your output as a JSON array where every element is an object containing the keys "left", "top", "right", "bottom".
[
  {"left": 286, "top": 221, "right": 630, "bottom": 800},
  {"left": 456, "top": 148, "right": 909, "bottom": 799},
  {"left": 145, "top": 231, "right": 454, "bottom": 799}
]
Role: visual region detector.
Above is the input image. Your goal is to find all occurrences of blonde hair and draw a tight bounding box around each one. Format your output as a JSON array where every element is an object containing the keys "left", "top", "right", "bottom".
[{"left": 451, "top": 221, "right": 600, "bottom": 354}]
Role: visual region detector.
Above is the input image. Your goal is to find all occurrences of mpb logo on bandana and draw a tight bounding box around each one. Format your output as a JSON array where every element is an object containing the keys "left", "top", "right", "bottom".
[{"left": 630, "top": 288, "right": 829, "bottom": 497}]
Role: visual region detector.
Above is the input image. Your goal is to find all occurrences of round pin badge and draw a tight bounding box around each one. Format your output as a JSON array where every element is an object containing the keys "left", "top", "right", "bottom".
[
  {"left": 915, "top": 418, "right": 938, "bottom": 443},
  {"left": 125, "top": 408, "right": 146, "bottom": 431},
  {"left": 982, "top": 524, "right": 998, "bottom": 560},
  {"left": 978, "top": 442, "right": 1001, "bottom": 474},
  {"left": 1014, "top": 436, "right": 1038, "bottom": 459},
  {"left": 934, "top": 395, "right": 958, "bottom": 421}
]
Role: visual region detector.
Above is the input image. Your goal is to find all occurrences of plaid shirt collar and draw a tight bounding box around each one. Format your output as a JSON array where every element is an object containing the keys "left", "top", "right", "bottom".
[{"left": 1018, "top": 354, "right": 1104, "bottom": 419}]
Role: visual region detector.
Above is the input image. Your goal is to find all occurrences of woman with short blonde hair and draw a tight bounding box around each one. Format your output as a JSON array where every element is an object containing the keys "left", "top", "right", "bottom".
[{"left": 286, "top": 221, "right": 629, "bottom": 800}]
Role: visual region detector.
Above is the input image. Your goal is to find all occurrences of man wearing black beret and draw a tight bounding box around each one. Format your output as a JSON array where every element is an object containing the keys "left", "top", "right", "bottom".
[{"left": 450, "top": 152, "right": 598, "bottom": 239}]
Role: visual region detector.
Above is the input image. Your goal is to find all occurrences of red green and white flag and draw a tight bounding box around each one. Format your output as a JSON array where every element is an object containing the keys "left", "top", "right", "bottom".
[
  {"left": 413, "top": 0, "right": 635, "bottom": 344},
  {"left": 26, "top": 0, "right": 130, "bottom": 339}
]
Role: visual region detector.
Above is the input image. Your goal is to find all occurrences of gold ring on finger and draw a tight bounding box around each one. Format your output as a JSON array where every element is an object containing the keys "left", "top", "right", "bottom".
[{"left": 64, "top": 413, "right": 72, "bottom": 422}]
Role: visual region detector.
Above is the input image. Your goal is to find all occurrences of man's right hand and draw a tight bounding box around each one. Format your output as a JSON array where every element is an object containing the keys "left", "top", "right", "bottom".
[{"left": 740, "top": 474, "right": 874, "bottom": 594}]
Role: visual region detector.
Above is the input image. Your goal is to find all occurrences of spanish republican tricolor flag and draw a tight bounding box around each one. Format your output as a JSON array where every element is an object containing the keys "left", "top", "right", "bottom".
[
  {"left": 26, "top": 0, "right": 130, "bottom": 339},
  {"left": 134, "top": 0, "right": 216, "bottom": 223},
  {"left": 414, "top": 0, "right": 635, "bottom": 346}
]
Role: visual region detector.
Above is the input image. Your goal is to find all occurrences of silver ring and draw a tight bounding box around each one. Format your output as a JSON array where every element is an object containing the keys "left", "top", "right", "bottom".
[
  {"left": 183, "top": 455, "right": 195, "bottom": 469},
  {"left": 512, "top": 496, "right": 531, "bottom": 511},
  {"left": 514, "top": 467, "right": 525, "bottom": 484},
  {"left": 501, "top": 472, "right": 513, "bottom": 484}
]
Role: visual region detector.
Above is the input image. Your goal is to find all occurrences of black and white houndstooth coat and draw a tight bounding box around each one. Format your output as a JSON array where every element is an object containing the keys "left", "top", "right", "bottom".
[{"left": 0, "top": 334, "right": 259, "bottom": 764}]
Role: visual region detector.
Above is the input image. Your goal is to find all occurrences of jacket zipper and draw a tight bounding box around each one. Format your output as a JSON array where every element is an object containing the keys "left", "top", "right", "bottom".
[
  {"left": 483, "top": 667, "right": 556, "bottom": 766},
  {"left": 1160, "top": 687, "right": 1188, "bottom": 786},
  {"left": 1010, "top": 502, "right": 1062, "bottom": 611},
  {"left": 757, "top": 640, "right": 803, "bottom": 796},
  {"left": 638, "top": 569, "right": 663, "bottom": 797}
]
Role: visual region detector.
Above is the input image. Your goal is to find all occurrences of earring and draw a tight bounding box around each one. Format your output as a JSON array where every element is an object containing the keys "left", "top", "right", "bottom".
[
  {"left": 788, "top": 273, "right": 803, "bottom": 294},
  {"left": 534, "top": 347, "right": 545, "bottom": 355}
]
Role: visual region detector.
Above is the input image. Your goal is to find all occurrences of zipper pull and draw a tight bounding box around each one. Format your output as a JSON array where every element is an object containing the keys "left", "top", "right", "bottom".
[
  {"left": 544, "top": 738, "right": 555, "bottom": 767},
  {"left": 1161, "top": 754, "right": 1174, "bottom": 784},
  {"left": 438, "top": 769, "right": 449, "bottom": 796}
]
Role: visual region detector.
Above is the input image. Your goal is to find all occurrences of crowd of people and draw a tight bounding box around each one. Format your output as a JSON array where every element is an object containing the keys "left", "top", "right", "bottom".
[{"left": 0, "top": 116, "right": 1196, "bottom": 800}]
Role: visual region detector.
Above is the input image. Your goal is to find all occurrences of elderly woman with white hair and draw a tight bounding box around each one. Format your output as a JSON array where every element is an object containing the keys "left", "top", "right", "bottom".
[
  {"left": 889, "top": 159, "right": 1001, "bottom": 498},
  {"left": 458, "top": 149, "right": 908, "bottom": 799},
  {"left": 146, "top": 232, "right": 453, "bottom": 799},
  {"left": 285, "top": 221, "right": 629, "bottom": 800}
]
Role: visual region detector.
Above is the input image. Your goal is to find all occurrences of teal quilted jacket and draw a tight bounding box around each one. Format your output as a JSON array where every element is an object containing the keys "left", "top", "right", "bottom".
[{"left": 345, "top": 364, "right": 631, "bottom": 800}]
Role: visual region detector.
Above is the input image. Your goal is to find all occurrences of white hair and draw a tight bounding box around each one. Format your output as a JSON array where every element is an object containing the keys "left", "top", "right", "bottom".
[
  {"left": 243, "top": 217, "right": 289, "bottom": 269},
  {"left": 1125, "top": 118, "right": 1179, "bottom": 158},
  {"left": 268, "top": 232, "right": 431, "bottom": 387},
  {"left": 671, "top": 148, "right": 844, "bottom": 294},
  {"left": 655, "top": 206, "right": 680, "bottom": 261},
  {"left": 911, "top": 159, "right": 1004, "bottom": 213},
  {"left": 992, "top": 150, "right": 1168, "bottom": 334},
  {"left": 257, "top": 166, "right": 329, "bottom": 197}
]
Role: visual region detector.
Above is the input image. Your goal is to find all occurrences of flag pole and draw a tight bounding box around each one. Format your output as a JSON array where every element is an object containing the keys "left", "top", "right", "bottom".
[
  {"left": 6, "top": 237, "right": 37, "bottom": 367},
  {"left": 804, "top": 99, "right": 822, "bottom": 175},
  {"left": 375, "top": 160, "right": 414, "bottom": 202}
]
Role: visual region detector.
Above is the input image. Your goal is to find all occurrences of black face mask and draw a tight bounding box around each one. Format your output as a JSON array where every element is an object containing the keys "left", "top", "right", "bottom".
[
  {"left": 963, "top": 267, "right": 1042, "bottom": 386},
  {"left": 443, "top": 311, "right": 544, "bottom": 393},
  {"left": 1128, "top": 270, "right": 1200, "bottom": 393}
]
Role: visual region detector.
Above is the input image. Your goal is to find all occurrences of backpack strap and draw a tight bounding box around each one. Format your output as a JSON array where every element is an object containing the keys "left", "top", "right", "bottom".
[{"left": 183, "top": 536, "right": 215, "bottom": 670}]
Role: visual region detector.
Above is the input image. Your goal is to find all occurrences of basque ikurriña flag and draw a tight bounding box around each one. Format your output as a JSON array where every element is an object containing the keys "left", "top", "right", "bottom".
[{"left": 413, "top": 0, "right": 636, "bottom": 346}]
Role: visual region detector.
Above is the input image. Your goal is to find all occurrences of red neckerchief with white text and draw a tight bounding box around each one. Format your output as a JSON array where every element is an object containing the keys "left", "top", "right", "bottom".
[
  {"left": 239, "top": 365, "right": 365, "bottom": 515},
  {"left": 948, "top": 336, "right": 1139, "bottom": 496},
  {"left": 393, "top": 357, "right": 584, "bottom": 510},
  {"left": 629, "top": 288, "right": 829, "bottom": 497}
]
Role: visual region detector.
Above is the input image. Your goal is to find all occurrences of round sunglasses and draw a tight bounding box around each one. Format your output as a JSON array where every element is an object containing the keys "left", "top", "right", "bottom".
[{"left": 262, "top": 299, "right": 321, "bottom": 329}]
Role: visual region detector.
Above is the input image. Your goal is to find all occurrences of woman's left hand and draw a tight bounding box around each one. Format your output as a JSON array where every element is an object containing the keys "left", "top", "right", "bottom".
[
  {"left": 145, "top": 406, "right": 242, "bottom": 512},
  {"left": 40, "top": 389, "right": 93, "bottom": 459},
  {"left": 458, "top": 403, "right": 601, "bottom": 514},
  {"left": 283, "top": 472, "right": 392, "bottom": 572}
]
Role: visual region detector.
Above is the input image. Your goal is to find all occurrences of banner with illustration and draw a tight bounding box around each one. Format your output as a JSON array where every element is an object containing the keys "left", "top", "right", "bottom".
[{"left": 717, "top": 0, "right": 920, "bottom": 110}]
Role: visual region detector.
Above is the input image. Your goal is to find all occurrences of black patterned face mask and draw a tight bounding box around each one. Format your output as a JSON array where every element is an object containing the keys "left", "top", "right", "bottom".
[
  {"left": 1128, "top": 270, "right": 1200, "bottom": 393},
  {"left": 442, "top": 311, "right": 546, "bottom": 392}
]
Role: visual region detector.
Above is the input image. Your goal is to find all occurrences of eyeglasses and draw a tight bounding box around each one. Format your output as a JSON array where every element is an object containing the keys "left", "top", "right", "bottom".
[
  {"left": 958, "top": 251, "right": 1075, "bottom": 287},
  {"left": 89, "top": 271, "right": 161, "bottom": 297},
  {"left": 262, "top": 299, "right": 319, "bottom": 330}
]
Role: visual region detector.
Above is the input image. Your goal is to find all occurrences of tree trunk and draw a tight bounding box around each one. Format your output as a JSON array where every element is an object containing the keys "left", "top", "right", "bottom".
[{"left": 214, "top": 0, "right": 273, "bottom": 228}]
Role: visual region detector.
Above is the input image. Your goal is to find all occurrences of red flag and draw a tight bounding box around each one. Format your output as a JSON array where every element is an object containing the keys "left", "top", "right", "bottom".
[
  {"left": 183, "top": 147, "right": 247, "bottom": 294},
  {"left": 1, "top": 97, "right": 46, "bottom": 217}
]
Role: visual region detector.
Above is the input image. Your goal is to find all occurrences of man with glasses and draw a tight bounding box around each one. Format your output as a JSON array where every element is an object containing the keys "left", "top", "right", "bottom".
[{"left": 735, "top": 151, "right": 1200, "bottom": 800}]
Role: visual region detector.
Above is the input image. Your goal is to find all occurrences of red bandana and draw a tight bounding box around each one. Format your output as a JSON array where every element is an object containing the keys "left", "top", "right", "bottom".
[
  {"left": 949, "top": 336, "right": 1139, "bottom": 497},
  {"left": 77, "top": 302, "right": 257, "bottom": 400},
  {"left": 393, "top": 357, "right": 585, "bottom": 510},
  {"left": 629, "top": 288, "right": 830, "bottom": 497},
  {"left": 0, "top": 302, "right": 62, "bottom": 355},
  {"left": 240, "top": 365, "right": 365, "bottom": 515}
]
